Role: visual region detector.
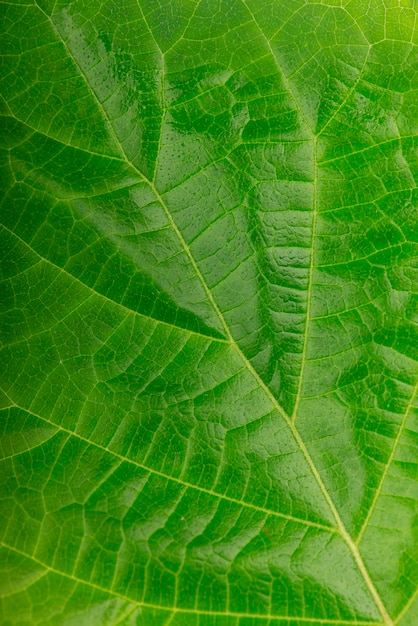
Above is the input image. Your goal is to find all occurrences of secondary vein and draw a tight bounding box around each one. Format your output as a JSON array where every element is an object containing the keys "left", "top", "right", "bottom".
[
  {"left": 28, "top": 4, "right": 395, "bottom": 624},
  {"left": 3, "top": 395, "right": 336, "bottom": 533},
  {"left": 0, "top": 540, "right": 386, "bottom": 626},
  {"left": 356, "top": 380, "right": 418, "bottom": 546}
]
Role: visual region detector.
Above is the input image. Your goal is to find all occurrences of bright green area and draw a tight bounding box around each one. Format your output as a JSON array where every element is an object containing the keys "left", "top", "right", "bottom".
[{"left": 1, "top": 0, "right": 417, "bottom": 624}]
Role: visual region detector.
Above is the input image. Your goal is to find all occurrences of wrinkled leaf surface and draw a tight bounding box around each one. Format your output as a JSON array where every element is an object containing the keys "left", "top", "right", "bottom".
[{"left": 1, "top": 1, "right": 418, "bottom": 625}]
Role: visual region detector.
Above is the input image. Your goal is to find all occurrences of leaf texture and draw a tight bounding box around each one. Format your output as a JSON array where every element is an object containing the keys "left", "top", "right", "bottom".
[{"left": 1, "top": 1, "right": 418, "bottom": 625}]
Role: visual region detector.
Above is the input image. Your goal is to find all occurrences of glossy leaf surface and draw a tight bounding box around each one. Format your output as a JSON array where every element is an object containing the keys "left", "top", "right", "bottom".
[{"left": 1, "top": 1, "right": 418, "bottom": 625}]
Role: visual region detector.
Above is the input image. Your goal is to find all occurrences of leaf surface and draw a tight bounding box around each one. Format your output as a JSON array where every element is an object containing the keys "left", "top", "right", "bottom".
[{"left": 1, "top": 1, "right": 418, "bottom": 625}]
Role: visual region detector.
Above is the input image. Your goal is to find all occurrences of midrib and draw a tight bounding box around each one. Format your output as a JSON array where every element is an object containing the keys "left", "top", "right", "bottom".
[{"left": 32, "top": 3, "right": 393, "bottom": 624}]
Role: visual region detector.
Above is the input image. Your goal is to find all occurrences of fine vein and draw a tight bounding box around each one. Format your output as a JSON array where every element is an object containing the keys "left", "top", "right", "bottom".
[
  {"left": 29, "top": 4, "right": 395, "bottom": 624},
  {"left": 356, "top": 380, "right": 418, "bottom": 546},
  {"left": 4, "top": 395, "right": 335, "bottom": 533},
  {"left": 0, "top": 541, "right": 385, "bottom": 626}
]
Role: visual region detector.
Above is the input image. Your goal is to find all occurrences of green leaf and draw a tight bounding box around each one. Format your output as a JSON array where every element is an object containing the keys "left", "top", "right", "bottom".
[{"left": 1, "top": 1, "right": 417, "bottom": 624}]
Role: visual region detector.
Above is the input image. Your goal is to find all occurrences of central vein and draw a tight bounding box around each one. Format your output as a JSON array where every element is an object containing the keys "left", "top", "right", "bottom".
[{"left": 36, "top": 2, "right": 393, "bottom": 623}]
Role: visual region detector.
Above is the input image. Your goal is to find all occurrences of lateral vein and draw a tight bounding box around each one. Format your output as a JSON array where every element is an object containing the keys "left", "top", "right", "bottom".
[
  {"left": 0, "top": 540, "right": 385, "bottom": 626},
  {"left": 1, "top": 395, "right": 336, "bottom": 533},
  {"left": 27, "top": 4, "right": 396, "bottom": 624}
]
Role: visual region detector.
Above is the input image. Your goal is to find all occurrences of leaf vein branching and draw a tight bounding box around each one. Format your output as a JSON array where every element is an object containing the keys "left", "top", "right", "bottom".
[
  {"left": 0, "top": 430, "right": 59, "bottom": 462},
  {"left": 0, "top": 224, "right": 228, "bottom": 344},
  {"left": 218, "top": 5, "right": 394, "bottom": 625},
  {"left": 240, "top": 0, "right": 314, "bottom": 136},
  {"left": 356, "top": 380, "right": 418, "bottom": 546},
  {"left": 23, "top": 5, "right": 397, "bottom": 624},
  {"left": 133, "top": 0, "right": 163, "bottom": 55},
  {"left": 319, "top": 242, "right": 410, "bottom": 268},
  {"left": 317, "top": 53, "right": 370, "bottom": 139},
  {"left": 0, "top": 567, "right": 49, "bottom": 599},
  {"left": 319, "top": 188, "right": 415, "bottom": 215},
  {"left": 111, "top": 606, "right": 139, "bottom": 626},
  {"left": 1, "top": 112, "right": 126, "bottom": 163},
  {"left": 132, "top": 0, "right": 165, "bottom": 183},
  {"left": 395, "top": 585, "right": 418, "bottom": 625},
  {"left": 2, "top": 396, "right": 336, "bottom": 533},
  {"left": 319, "top": 135, "right": 417, "bottom": 166},
  {"left": 32, "top": 0, "right": 235, "bottom": 345},
  {"left": 0, "top": 539, "right": 385, "bottom": 626}
]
